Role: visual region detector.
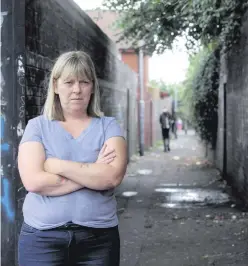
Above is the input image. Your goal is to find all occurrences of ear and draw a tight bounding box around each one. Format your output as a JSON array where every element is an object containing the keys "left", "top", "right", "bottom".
[{"left": 53, "top": 79, "right": 58, "bottom": 94}]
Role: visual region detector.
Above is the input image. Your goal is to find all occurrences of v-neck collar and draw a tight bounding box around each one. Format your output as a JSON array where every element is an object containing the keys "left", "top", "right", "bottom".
[{"left": 55, "top": 117, "right": 96, "bottom": 141}]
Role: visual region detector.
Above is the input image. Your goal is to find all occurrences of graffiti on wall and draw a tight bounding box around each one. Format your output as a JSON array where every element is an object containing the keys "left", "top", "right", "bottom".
[
  {"left": 17, "top": 54, "right": 25, "bottom": 137},
  {"left": 1, "top": 178, "right": 15, "bottom": 221},
  {"left": 1, "top": 115, "right": 9, "bottom": 152},
  {"left": 1, "top": 11, "right": 15, "bottom": 222},
  {"left": 1, "top": 115, "right": 15, "bottom": 222},
  {"left": 1, "top": 12, "right": 8, "bottom": 106}
]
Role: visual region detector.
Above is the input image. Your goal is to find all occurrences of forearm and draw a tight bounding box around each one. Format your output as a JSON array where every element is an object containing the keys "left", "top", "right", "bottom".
[
  {"left": 38, "top": 179, "right": 83, "bottom": 196},
  {"left": 29, "top": 171, "right": 84, "bottom": 196},
  {"left": 59, "top": 160, "right": 119, "bottom": 190}
]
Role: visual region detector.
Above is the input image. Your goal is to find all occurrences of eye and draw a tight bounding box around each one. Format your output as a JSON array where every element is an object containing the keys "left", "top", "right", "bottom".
[
  {"left": 65, "top": 81, "right": 72, "bottom": 84},
  {"left": 80, "top": 80, "right": 90, "bottom": 84}
]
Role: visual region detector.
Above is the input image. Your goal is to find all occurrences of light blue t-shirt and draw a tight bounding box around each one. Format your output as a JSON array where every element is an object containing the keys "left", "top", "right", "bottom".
[{"left": 20, "top": 115, "right": 124, "bottom": 230}]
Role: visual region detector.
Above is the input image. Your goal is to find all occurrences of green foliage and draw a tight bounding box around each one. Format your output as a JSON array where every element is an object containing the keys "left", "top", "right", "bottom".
[
  {"left": 103, "top": 0, "right": 247, "bottom": 148},
  {"left": 103, "top": 0, "right": 248, "bottom": 54},
  {"left": 189, "top": 47, "right": 220, "bottom": 148},
  {"left": 181, "top": 48, "right": 209, "bottom": 122},
  {"left": 149, "top": 79, "right": 182, "bottom": 95}
]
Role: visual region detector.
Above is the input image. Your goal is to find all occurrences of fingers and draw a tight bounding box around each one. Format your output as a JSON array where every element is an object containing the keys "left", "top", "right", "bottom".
[
  {"left": 97, "top": 151, "right": 116, "bottom": 164},
  {"left": 102, "top": 148, "right": 115, "bottom": 157},
  {"left": 99, "top": 143, "right": 107, "bottom": 155},
  {"left": 101, "top": 151, "right": 116, "bottom": 161},
  {"left": 96, "top": 144, "right": 116, "bottom": 164},
  {"left": 99, "top": 144, "right": 115, "bottom": 157},
  {"left": 102, "top": 155, "right": 116, "bottom": 164},
  {"left": 105, "top": 157, "right": 115, "bottom": 164}
]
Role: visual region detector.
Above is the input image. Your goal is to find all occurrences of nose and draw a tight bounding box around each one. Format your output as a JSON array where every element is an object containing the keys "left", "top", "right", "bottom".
[{"left": 72, "top": 81, "right": 81, "bottom": 94}]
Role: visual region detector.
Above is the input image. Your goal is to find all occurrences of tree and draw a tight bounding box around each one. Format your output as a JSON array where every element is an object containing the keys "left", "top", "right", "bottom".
[
  {"left": 182, "top": 46, "right": 220, "bottom": 148},
  {"left": 180, "top": 48, "right": 209, "bottom": 122},
  {"left": 103, "top": 0, "right": 247, "bottom": 54},
  {"left": 103, "top": 0, "right": 247, "bottom": 148}
]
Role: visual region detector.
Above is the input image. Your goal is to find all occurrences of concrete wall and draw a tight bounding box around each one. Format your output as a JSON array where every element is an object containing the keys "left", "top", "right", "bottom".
[
  {"left": 1, "top": 0, "right": 137, "bottom": 264},
  {"left": 215, "top": 11, "right": 248, "bottom": 204},
  {"left": 214, "top": 53, "right": 228, "bottom": 172},
  {"left": 121, "top": 52, "right": 153, "bottom": 149}
]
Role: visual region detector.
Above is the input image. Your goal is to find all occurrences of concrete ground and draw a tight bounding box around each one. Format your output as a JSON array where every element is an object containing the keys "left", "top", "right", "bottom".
[{"left": 116, "top": 131, "right": 248, "bottom": 266}]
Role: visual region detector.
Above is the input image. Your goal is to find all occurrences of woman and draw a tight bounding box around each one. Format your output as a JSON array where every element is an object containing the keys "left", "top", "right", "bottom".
[{"left": 18, "top": 51, "right": 127, "bottom": 266}]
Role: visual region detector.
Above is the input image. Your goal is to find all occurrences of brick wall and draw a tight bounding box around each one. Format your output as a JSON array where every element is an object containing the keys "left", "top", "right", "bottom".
[
  {"left": 121, "top": 52, "right": 139, "bottom": 73},
  {"left": 215, "top": 10, "right": 248, "bottom": 204}
]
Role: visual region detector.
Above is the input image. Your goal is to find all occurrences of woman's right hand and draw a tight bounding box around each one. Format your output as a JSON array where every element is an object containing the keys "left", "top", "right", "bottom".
[{"left": 96, "top": 144, "right": 116, "bottom": 164}]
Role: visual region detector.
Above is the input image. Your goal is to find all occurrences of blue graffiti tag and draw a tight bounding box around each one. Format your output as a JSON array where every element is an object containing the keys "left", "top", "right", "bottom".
[
  {"left": 1, "top": 115, "right": 15, "bottom": 221},
  {"left": 1, "top": 115, "right": 10, "bottom": 151},
  {"left": 1, "top": 178, "right": 15, "bottom": 221}
]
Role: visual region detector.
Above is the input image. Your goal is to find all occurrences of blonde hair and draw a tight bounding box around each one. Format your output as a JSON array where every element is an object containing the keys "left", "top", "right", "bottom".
[{"left": 43, "top": 51, "right": 102, "bottom": 121}]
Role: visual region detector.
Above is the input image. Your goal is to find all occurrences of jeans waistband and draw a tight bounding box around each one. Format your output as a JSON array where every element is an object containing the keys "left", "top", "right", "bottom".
[
  {"left": 57, "top": 222, "right": 82, "bottom": 230},
  {"left": 56, "top": 222, "right": 118, "bottom": 231}
]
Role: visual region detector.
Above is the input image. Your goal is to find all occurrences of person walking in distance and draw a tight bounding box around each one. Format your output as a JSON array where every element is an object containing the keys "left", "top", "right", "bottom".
[{"left": 159, "top": 108, "right": 171, "bottom": 152}]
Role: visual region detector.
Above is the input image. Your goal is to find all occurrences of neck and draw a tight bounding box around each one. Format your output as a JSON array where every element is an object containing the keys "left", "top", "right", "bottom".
[{"left": 63, "top": 110, "right": 89, "bottom": 122}]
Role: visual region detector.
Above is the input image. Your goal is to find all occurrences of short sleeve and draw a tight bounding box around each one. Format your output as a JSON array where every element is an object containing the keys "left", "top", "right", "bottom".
[
  {"left": 20, "top": 118, "right": 42, "bottom": 145},
  {"left": 104, "top": 117, "right": 125, "bottom": 141}
]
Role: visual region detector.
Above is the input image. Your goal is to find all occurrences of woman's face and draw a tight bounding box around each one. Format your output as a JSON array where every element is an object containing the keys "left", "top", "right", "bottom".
[{"left": 55, "top": 73, "right": 93, "bottom": 115}]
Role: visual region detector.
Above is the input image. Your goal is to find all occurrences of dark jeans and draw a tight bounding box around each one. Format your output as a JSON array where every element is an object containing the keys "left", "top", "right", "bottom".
[
  {"left": 18, "top": 222, "right": 120, "bottom": 266},
  {"left": 161, "top": 128, "right": 170, "bottom": 151}
]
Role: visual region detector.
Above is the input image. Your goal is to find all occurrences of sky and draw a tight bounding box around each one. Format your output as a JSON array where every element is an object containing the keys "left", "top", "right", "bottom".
[{"left": 73, "top": 0, "right": 189, "bottom": 84}]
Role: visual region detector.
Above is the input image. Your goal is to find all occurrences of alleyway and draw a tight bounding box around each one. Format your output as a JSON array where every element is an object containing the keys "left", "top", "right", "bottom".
[{"left": 116, "top": 132, "right": 248, "bottom": 266}]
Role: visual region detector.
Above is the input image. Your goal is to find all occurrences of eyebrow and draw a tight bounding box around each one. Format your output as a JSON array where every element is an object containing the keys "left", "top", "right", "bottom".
[{"left": 62, "top": 77, "right": 92, "bottom": 82}]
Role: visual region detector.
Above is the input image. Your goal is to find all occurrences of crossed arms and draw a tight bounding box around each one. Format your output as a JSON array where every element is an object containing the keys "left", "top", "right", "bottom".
[{"left": 18, "top": 137, "right": 127, "bottom": 196}]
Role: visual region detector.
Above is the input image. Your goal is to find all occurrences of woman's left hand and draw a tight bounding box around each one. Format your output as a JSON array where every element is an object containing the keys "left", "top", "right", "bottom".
[
  {"left": 96, "top": 144, "right": 116, "bottom": 164},
  {"left": 44, "top": 158, "right": 61, "bottom": 174}
]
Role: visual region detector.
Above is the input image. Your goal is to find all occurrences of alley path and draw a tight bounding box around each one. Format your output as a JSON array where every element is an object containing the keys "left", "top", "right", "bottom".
[{"left": 116, "top": 132, "right": 248, "bottom": 266}]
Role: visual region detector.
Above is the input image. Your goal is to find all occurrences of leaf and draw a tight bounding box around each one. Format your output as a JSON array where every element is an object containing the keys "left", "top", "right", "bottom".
[{"left": 103, "top": 0, "right": 247, "bottom": 54}]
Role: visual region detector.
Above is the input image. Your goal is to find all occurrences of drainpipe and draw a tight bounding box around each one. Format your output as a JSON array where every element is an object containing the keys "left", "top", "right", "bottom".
[{"left": 138, "top": 40, "right": 145, "bottom": 156}]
